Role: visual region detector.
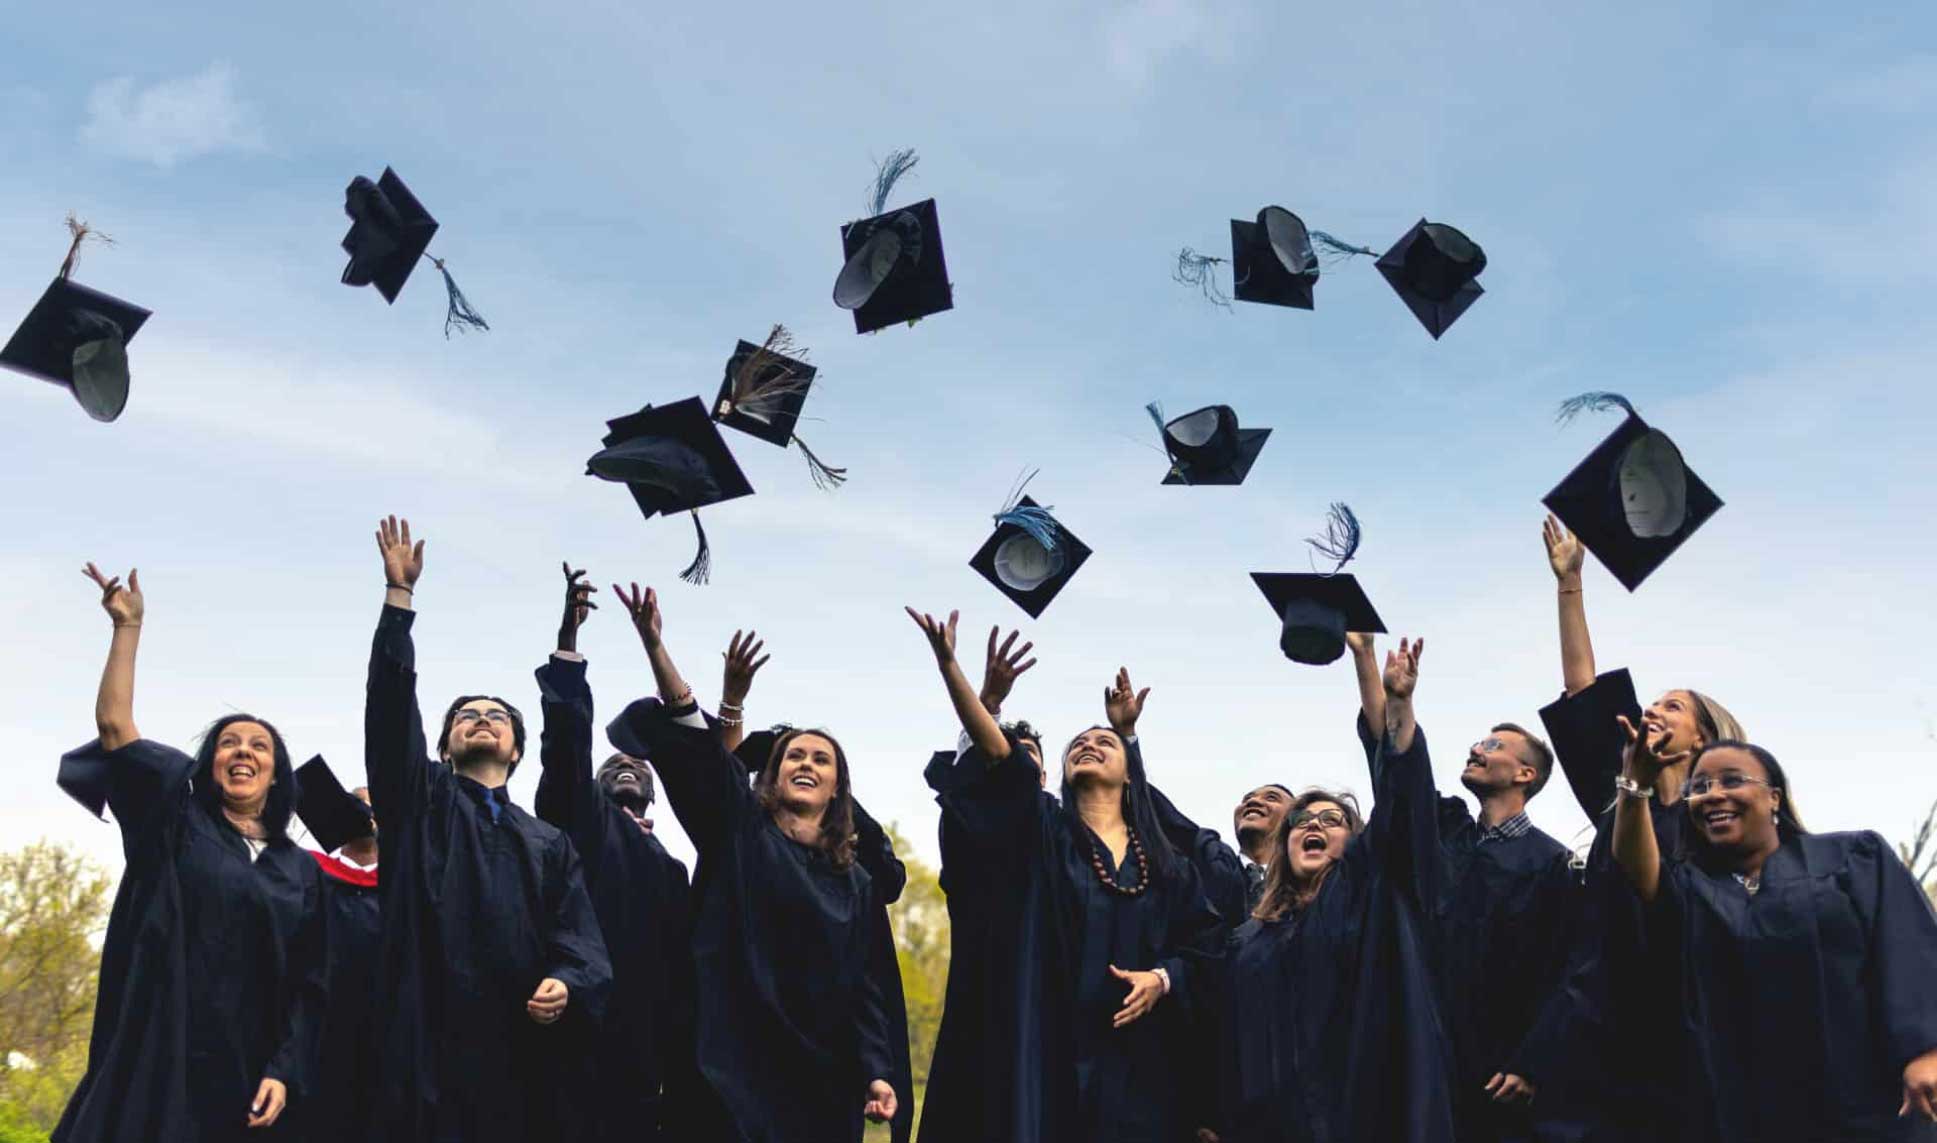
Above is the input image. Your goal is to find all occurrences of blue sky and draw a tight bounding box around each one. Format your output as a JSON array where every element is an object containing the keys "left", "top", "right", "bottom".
[{"left": 4, "top": 0, "right": 1935, "bottom": 875}]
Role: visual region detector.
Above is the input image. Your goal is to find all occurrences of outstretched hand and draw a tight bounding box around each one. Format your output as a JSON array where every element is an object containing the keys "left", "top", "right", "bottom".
[
  {"left": 1104, "top": 667, "right": 1150, "bottom": 736},
  {"left": 1344, "top": 630, "right": 1376, "bottom": 658},
  {"left": 722, "top": 629, "right": 770, "bottom": 705},
  {"left": 1543, "top": 514, "right": 1584, "bottom": 582},
  {"left": 1615, "top": 714, "right": 1670, "bottom": 788},
  {"left": 1382, "top": 637, "right": 1424, "bottom": 699},
  {"left": 558, "top": 563, "right": 598, "bottom": 651},
  {"left": 82, "top": 563, "right": 142, "bottom": 627},
  {"left": 906, "top": 607, "right": 960, "bottom": 666},
  {"left": 981, "top": 627, "right": 1037, "bottom": 713},
  {"left": 863, "top": 1079, "right": 899, "bottom": 1123},
  {"left": 613, "top": 583, "right": 663, "bottom": 651},
  {"left": 376, "top": 516, "right": 425, "bottom": 589}
]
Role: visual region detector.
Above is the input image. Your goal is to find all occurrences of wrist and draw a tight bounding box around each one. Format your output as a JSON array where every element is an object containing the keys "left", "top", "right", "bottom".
[{"left": 1556, "top": 571, "right": 1583, "bottom": 592}]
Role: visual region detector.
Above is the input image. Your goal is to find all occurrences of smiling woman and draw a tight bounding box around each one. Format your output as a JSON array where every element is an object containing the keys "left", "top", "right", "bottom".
[{"left": 53, "top": 562, "right": 326, "bottom": 1142}]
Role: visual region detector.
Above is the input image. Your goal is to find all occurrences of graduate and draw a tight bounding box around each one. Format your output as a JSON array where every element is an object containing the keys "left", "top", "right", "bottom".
[
  {"left": 55, "top": 564, "right": 326, "bottom": 1141},
  {"left": 531, "top": 565, "right": 694, "bottom": 1142},
  {"left": 362, "top": 517, "right": 612, "bottom": 1143},
  {"left": 605, "top": 583, "right": 902, "bottom": 1143},
  {"left": 1611, "top": 731, "right": 1937, "bottom": 1140},
  {"left": 1346, "top": 633, "right": 1579, "bottom": 1143},
  {"left": 292, "top": 759, "right": 382, "bottom": 1141},
  {"left": 1230, "top": 784, "right": 1294, "bottom": 912},
  {"left": 1214, "top": 636, "right": 1454, "bottom": 1143},
  {"left": 908, "top": 608, "right": 1222, "bottom": 1143}
]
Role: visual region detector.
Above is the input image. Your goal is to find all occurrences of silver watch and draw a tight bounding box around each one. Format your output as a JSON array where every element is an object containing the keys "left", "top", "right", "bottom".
[{"left": 1614, "top": 774, "right": 1654, "bottom": 800}]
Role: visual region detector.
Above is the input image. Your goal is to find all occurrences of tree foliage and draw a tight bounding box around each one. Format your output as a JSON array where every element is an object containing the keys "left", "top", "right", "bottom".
[
  {"left": 0, "top": 841, "right": 112, "bottom": 1137},
  {"left": 884, "top": 824, "right": 949, "bottom": 1088}
]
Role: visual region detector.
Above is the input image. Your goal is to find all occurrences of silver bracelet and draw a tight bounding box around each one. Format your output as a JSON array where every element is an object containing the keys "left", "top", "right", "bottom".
[
  {"left": 718, "top": 714, "right": 744, "bottom": 727},
  {"left": 1614, "top": 774, "right": 1654, "bottom": 800}
]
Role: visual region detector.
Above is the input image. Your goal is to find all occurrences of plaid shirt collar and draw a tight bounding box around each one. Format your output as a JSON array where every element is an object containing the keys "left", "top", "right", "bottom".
[{"left": 1478, "top": 812, "right": 1533, "bottom": 843}]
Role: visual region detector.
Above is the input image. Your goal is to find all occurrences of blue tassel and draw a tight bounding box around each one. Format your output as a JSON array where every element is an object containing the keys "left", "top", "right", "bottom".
[
  {"left": 1145, "top": 401, "right": 1168, "bottom": 438},
  {"left": 1173, "top": 247, "right": 1232, "bottom": 308},
  {"left": 1305, "top": 502, "right": 1362, "bottom": 573},
  {"left": 869, "top": 149, "right": 920, "bottom": 216},
  {"left": 994, "top": 469, "right": 1061, "bottom": 550},
  {"left": 432, "top": 256, "right": 490, "bottom": 338},
  {"left": 1555, "top": 391, "right": 1637, "bottom": 425},
  {"left": 1310, "top": 230, "right": 1376, "bottom": 263}
]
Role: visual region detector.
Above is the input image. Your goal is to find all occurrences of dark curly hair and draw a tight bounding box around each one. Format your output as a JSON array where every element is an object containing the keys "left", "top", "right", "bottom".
[
  {"left": 751, "top": 727, "right": 857, "bottom": 870},
  {"left": 189, "top": 713, "right": 297, "bottom": 841}
]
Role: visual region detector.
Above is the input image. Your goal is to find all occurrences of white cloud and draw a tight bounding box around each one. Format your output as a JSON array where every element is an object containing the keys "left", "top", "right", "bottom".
[{"left": 81, "top": 62, "right": 266, "bottom": 167}]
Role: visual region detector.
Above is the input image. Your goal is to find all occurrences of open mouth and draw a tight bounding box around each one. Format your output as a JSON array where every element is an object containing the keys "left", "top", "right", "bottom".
[
  {"left": 788, "top": 772, "right": 820, "bottom": 791},
  {"left": 226, "top": 762, "right": 258, "bottom": 781},
  {"left": 612, "top": 772, "right": 640, "bottom": 786},
  {"left": 1701, "top": 809, "right": 1740, "bottom": 829},
  {"left": 1299, "top": 834, "right": 1328, "bottom": 854},
  {"left": 1239, "top": 806, "right": 1268, "bottom": 821},
  {"left": 1072, "top": 750, "right": 1103, "bottom": 767}
]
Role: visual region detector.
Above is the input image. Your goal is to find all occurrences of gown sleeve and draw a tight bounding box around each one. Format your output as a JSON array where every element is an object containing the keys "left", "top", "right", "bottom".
[
  {"left": 1363, "top": 724, "right": 1444, "bottom": 910},
  {"left": 364, "top": 604, "right": 435, "bottom": 834},
  {"left": 1500, "top": 852, "right": 1585, "bottom": 1082},
  {"left": 1854, "top": 831, "right": 1937, "bottom": 1070},
  {"left": 532, "top": 654, "right": 605, "bottom": 865},
  {"left": 933, "top": 732, "right": 1043, "bottom": 866},
  {"left": 1537, "top": 668, "right": 1642, "bottom": 823},
  {"left": 264, "top": 863, "right": 331, "bottom": 1103},
  {"left": 542, "top": 832, "right": 614, "bottom": 1026},
  {"left": 1138, "top": 740, "right": 1248, "bottom": 928},
  {"left": 853, "top": 799, "right": 908, "bottom": 905},
  {"left": 57, "top": 737, "right": 196, "bottom": 856},
  {"left": 606, "top": 697, "right": 754, "bottom": 855}
]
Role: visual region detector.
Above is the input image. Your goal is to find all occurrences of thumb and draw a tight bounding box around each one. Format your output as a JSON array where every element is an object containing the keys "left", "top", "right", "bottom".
[
  {"left": 1136, "top": 687, "right": 1151, "bottom": 707},
  {"left": 1108, "top": 964, "right": 1131, "bottom": 980}
]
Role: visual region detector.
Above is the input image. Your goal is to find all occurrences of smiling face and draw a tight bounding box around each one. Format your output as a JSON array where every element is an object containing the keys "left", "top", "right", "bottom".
[
  {"left": 1285, "top": 799, "right": 1352, "bottom": 884},
  {"left": 596, "top": 753, "right": 655, "bottom": 812},
  {"left": 441, "top": 698, "right": 522, "bottom": 771},
  {"left": 1061, "top": 727, "right": 1128, "bottom": 791},
  {"left": 1687, "top": 745, "right": 1782, "bottom": 856},
  {"left": 1461, "top": 730, "right": 1537, "bottom": 797},
  {"left": 1644, "top": 690, "right": 1708, "bottom": 757},
  {"left": 210, "top": 720, "right": 277, "bottom": 813},
  {"left": 774, "top": 733, "right": 839, "bottom": 816},
  {"left": 1233, "top": 785, "right": 1291, "bottom": 848}
]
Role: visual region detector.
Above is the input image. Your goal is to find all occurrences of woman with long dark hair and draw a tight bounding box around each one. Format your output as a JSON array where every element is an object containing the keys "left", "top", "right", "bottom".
[
  {"left": 1213, "top": 636, "right": 1453, "bottom": 1143},
  {"left": 1611, "top": 730, "right": 1937, "bottom": 1140},
  {"left": 908, "top": 607, "right": 1221, "bottom": 1143},
  {"left": 606, "top": 584, "right": 902, "bottom": 1142},
  {"left": 55, "top": 565, "right": 326, "bottom": 1141}
]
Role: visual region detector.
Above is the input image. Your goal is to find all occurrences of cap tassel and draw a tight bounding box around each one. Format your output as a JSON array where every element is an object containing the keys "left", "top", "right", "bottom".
[
  {"left": 1146, "top": 401, "right": 1190, "bottom": 484},
  {"left": 994, "top": 468, "right": 1061, "bottom": 550},
  {"left": 1173, "top": 247, "right": 1232, "bottom": 309},
  {"left": 1556, "top": 391, "right": 1638, "bottom": 425},
  {"left": 868, "top": 148, "right": 920, "bottom": 216},
  {"left": 679, "top": 511, "right": 712, "bottom": 586},
  {"left": 791, "top": 434, "right": 848, "bottom": 491},
  {"left": 1310, "top": 230, "right": 1376, "bottom": 264},
  {"left": 429, "top": 255, "right": 490, "bottom": 338},
  {"left": 1305, "top": 502, "right": 1362, "bottom": 574},
  {"left": 58, "top": 213, "right": 114, "bottom": 280}
]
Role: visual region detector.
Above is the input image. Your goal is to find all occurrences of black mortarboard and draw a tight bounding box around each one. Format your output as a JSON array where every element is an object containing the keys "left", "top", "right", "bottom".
[
  {"left": 712, "top": 326, "right": 846, "bottom": 489},
  {"left": 733, "top": 726, "right": 785, "bottom": 775},
  {"left": 833, "top": 150, "right": 953, "bottom": 334},
  {"left": 1232, "top": 206, "right": 1321, "bottom": 309},
  {"left": 294, "top": 755, "right": 374, "bottom": 853},
  {"left": 1249, "top": 503, "right": 1385, "bottom": 665},
  {"left": 1376, "top": 219, "right": 1486, "bottom": 339},
  {"left": 1147, "top": 402, "right": 1272, "bottom": 485},
  {"left": 969, "top": 484, "right": 1090, "bottom": 618},
  {"left": 2, "top": 277, "right": 150, "bottom": 422},
  {"left": 1543, "top": 392, "right": 1722, "bottom": 591},
  {"left": 340, "top": 167, "right": 487, "bottom": 336},
  {"left": 586, "top": 396, "right": 754, "bottom": 584}
]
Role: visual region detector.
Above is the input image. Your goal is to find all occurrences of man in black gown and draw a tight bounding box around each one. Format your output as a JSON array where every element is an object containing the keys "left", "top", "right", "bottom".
[
  {"left": 1231, "top": 784, "right": 1293, "bottom": 913},
  {"left": 533, "top": 565, "right": 694, "bottom": 1142},
  {"left": 364, "top": 516, "right": 612, "bottom": 1143}
]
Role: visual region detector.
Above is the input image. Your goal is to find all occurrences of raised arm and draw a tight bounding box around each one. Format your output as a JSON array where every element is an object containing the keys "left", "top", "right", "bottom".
[
  {"left": 906, "top": 608, "right": 1007, "bottom": 760},
  {"left": 365, "top": 516, "right": 431, "bottom": 832},
  {"left": 1609, "top": 715, "right": 1667, "bottom": 902},
  {"left": 1364, "top": 638, "right": 1442, "bottom": 906},
  {"left": 718, "top": 629, "right": 769, "bottom": 753},
  {"left": 534, "top": 565, "right": 602, "bottom": 845},
  {"left": 1382, "top": 638, "right": 1422, "bottom": 755},
  {"left": 1544, "top": 515, "right": 1597, "bottom": 696},
  {"left": 83, "top": 563, "right": 143, "bottom": 750},
  {"left": 1346, "top": 631, "right": 1385, "bottom": 748},
  {"left": 980, "top": 626, "right": 1037, "bottom": 725}
]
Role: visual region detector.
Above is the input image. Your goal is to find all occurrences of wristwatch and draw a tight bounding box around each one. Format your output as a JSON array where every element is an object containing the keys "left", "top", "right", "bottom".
[{"left": 1614, "top": 775, "right": 1654, "bottom": 800}]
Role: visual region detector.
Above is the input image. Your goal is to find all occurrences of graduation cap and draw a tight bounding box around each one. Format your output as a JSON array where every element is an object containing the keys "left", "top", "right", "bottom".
[
  {"left": 833, "top": 149, "right": 953, "bottom": 334},
  {"left": 969, "top": 475, "right": 1091, "bottom": 618},
  {"left": 733, "top": 726, "right": 786, "bottom": 774},
  {"left": 1176, "top": 207, "right": 1376, "bottom": 312},
  {"left": 1376, "top": 219, "right": 1486, "bottom": 339},
  {"left": 2, "top": 216, "right": 151, "bottom": 422},
  {"left": 1251, "top": 503, "right": 1386, "bottom": 665},
  {"left": 1147, "top": 402, "right": 1271, "bottom": 485},
  {"left": 1543, "top": 392, "right": 1722, "bottom": 591},
  {"left": 712, "top": 325, "right": 847, "bottom": 489},
  {"left": 339, "top": 166, "right": 488, "bottom": 337},
  {"left": 293, "top": 755, "right": 374, "bottom": 853},
  {"left": 586, "top": 396, "right": 754, "bottom": 585}
]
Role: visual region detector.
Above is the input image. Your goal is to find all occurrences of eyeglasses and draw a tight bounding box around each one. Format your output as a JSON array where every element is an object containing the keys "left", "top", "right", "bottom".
[
  {"left": 1291, "top": 809, "right": 1349, "bottom": 831},
  {"left": 1686, "top": 773, "right": 1772, "bottom": 797},
  {"left": 1470, "top": 738, "right": 1509, "bottom": 755},
  {"left": 452, "top": 709, "right": 513, "bottom": 726}
]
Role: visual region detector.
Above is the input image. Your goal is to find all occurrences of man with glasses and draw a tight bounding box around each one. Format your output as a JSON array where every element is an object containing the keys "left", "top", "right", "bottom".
[
  {"left": 364, "top": 516, "right": 612, "bottom": 1143},
  {"left": 1347, "top": 634, "right": 1581, "bottom": 1143}
]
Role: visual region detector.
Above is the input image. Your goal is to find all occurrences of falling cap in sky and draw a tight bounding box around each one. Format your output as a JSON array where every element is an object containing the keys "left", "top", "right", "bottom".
[
  {"left": 1, "top": 216, "right": 150, "bottom": 422},
  {"left": 712, "top": 325, "right": 846, "bottom": 489},
  {"left": 1251, "top": 503, "right": 1386, "bottom": 665},
  {"left": 1148, "top": 402, "right": 1272, "bottom": 485},
  {"left": 1542, "top": 391, "right": 1722, "bottom": 591},
  {"left": 340, "top": 166, "right": 488, "bottom": 336},
  {"left": 969, "top": 476, "right": 1091, "bottom": 618},
  {"left": 833, "top": 149, "right": 953, "bottom": 334},
  {"left": 1376, "top": 218, "right": 1486, "bottom": 339},
  {"left": 587, "top": 396, "right": 754, "bottom": 585}
]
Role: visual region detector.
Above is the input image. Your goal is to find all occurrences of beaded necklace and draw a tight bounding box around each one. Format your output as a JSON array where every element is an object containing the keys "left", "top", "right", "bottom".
[{"left": 1087, "top": 825, "right": 1148, "bottom": 897}]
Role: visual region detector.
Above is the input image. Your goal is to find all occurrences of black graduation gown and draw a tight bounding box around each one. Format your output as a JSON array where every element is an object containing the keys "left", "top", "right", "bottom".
[
  {"left": 1639, "top": 832, "right": 1937, "bottom": 1143},
  {"left": 1214, "top": 727, "right": 1455, "bottom": 1143},
  {"left": 307, "top": 851, "right": 381, "bottom": 1141},
  {"left": 1537, "top": 668, "right": 1689, "bottom": 1140},
  {"left": 607, "top": 697, "right": 902, "bottom": 1143},
  {"left": 923, "top": 734, "right": 1223, "bottom": 1143},
  {"left": 1355, "top": 715, "right": 1580, "bottom": 1143},
  {"left": 362, "top": 605, "right": 612, "bottom": 1143},
  {"left": 852, "top": 801, "right": 918, "bottom": 1143},
  {"left": 532, "top": 654, "right": 693, "bottom": 1143},
  {"left": 53, "top": 738, "right": 327, "bottom": 1143}
]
